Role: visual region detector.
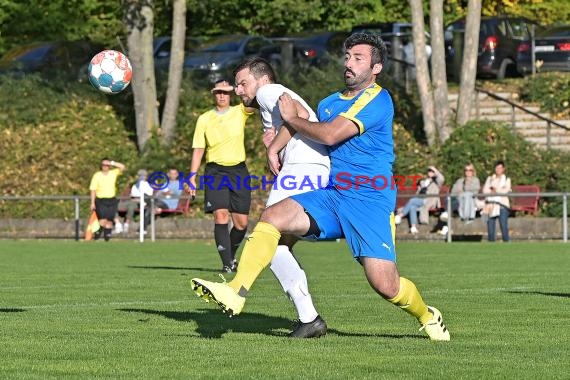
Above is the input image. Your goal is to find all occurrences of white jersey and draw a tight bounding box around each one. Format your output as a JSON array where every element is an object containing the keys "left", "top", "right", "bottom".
[
  {"left": 256, "top": 84, "right": 330, "bottom": 167},
  {"left": 256, "top": 84, "right": 331, "bottom": 206}
]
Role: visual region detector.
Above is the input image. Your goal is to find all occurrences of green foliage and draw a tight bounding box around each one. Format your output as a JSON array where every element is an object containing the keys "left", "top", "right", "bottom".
[
  {"left": 438, "top": 120, "right": 570, "bottom": 215},
  {"left": 0, "top": 75, "right": 139, "bottom": 217},
  {"left": 519, "top": 72, "right": 570, "bottom": 118},
  {"left": 3, "top": 1, "right": 567, "bottom": 57},
  {"left": 444, "top": 0, "right": 570, "bottom": 25}
]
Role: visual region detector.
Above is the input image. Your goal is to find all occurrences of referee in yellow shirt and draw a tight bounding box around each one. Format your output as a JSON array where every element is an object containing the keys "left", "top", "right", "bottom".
[
  {"left": 188, "top": 79, "right": 254, "bottom": 272},
  {"left": 89, "top": 158, "right": 125, "bottom": 241}
]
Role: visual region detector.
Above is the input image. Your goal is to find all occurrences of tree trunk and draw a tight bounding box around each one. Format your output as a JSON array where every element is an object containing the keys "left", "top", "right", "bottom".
[
  {"left": 409, "top": 0, "right": 436, "bottom": 146},
  {"left": 160, "top": 0, "right": 186, "bottom": 146},
  {"left": 456, "top": 0, "right": 482, "bottom": 126},
  {"left": 123, "top": 0, "right": 159, "bottom": 152},
  {"left": 429, "top": 0, "right": 451, "bottom": 143}
]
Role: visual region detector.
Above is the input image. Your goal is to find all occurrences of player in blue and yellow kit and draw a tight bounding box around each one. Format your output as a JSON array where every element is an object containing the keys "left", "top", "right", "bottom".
[{"left": 191, "top": 33, "right": 450, "bottom": 341}]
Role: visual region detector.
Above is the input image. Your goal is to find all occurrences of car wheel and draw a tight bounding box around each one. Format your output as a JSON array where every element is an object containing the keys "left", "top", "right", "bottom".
[{"left": 497, "top": 58, "right": 515, "bottom": 79}]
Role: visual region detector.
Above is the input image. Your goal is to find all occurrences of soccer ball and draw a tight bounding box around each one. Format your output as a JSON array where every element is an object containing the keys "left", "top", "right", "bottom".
[{"left": 88, "top": 50, "right": 132, "bottom": 94}]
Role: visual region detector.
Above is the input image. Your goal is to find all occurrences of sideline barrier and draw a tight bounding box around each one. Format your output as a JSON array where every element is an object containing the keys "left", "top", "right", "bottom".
[{"left": 0, "top": 192, "right": 568, "bottom": 242}]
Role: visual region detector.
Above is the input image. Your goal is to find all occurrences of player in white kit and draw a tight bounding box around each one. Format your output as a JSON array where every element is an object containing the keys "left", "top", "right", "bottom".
[{"left": 233, "top": 57, "right": 330, "bottom": 338}]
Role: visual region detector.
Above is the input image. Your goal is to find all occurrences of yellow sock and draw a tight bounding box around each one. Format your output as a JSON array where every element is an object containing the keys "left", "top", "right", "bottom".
[
  {"left": 388, "top": 277, "right": 432, "bottom": 325},
  {"left": 228, "top": 222, "right": 281, "bottom": 295}
]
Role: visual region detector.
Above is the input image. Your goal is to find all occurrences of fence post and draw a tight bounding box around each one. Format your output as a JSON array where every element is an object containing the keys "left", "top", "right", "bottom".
[
  {"left": 511, "top": 104, "right": 516, "bottom": 129},
  {"left": 446, "top": 194, "right": 452, "bottom": 243},
  {"left": 475, "top": 90, "right": 480, "bottom": 120},
  {"left": 391, "top": 34, "right": 404, "bottom": 84},
  {"left": 139, "top": 191, "right": 144, "bottom": 243},
  {"left": 563, "top": 193, "right": 568, "bottom": 243},
  {"left": 546, "top": 122, "right": 551, "bottom": 150},
  {"left": 150, "top": 197, "right": 155, "bottom": 242},
  {"left": 74, "top": 196, "right": 80, "bottom": 241}
]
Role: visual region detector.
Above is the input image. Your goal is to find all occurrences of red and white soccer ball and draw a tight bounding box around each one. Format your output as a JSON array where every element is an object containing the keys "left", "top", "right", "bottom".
[{"left": 88, "top": 50, "right": 132, "bottom": 94}]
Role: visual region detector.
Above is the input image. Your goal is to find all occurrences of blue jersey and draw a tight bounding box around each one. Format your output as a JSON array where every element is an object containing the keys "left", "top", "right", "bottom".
[{"left": 317, "top": 83, "right": 395, "bottom": 206}]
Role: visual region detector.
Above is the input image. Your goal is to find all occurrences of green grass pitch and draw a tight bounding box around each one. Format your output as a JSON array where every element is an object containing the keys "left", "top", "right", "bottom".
[{"left": 1, "top": 240, "right": 569, "bottom": 378}]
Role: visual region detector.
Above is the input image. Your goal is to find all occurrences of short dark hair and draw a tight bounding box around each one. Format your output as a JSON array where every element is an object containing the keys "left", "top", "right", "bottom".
[
  {"left": 495, "top": 160, "right": 506, "bottom": 168},
  {"left": 232, "top": 56, "right": 276, "bottom": 83},
  {"left": 344, "top": 33, "right": 387, "bottom": 66}
]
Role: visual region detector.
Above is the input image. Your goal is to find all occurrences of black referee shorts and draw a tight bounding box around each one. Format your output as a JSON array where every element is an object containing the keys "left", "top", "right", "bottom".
[
  {"left": 95, "top": 197, "right": 119, "bottom": 221},
  {"left": 203, "top": 162, "right": 251, "bottom": 214}
]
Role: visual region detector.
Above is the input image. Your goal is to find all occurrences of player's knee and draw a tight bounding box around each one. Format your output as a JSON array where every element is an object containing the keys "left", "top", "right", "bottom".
[
  {"left": 232, "top": 215, "right": 249, "bottom": 230},
  {"left": 260, "top": 203, "right": 283, "bottom": 224},
  {"left": 213, "top": 209, "right": 230, "bottom": 223}
]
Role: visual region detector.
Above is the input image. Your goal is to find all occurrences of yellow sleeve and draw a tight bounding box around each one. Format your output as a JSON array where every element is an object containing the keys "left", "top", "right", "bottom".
[
  {"left": 192, "top": 113, "right": 208, "bottom": 149},
  {"left": 89, "top": 173, "right": 99, "bottom": 191},
  {"left": 240, "top": 103, "right": 254, "bottom": 117}
]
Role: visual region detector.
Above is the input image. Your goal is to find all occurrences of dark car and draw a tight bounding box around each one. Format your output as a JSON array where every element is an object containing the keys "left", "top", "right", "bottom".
[
  {"left": 445, "top": 16, "right": 542, "bottom": 79},
  {"left": 0, "top": 40, "right": 103, "bottom": 79},
  {"left": 517, "top": 25, "right": 570, "bottom": 75},
  {"left": 351, "top": 22, "right": 431, "bottom": 59},
  {"left": 183, "top": 35, "right": 280, "bottom": 84},
  {"left": 287, "top": 31, "right": 349, "bottom": 68},
  {"left": 153, "top": 36, "right": 207, "bottom": 72}
]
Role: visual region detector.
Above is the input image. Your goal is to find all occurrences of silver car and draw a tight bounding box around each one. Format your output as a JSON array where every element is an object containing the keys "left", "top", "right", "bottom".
[{"left": 184, "top": 34, "right": 280, "bottom": 84}]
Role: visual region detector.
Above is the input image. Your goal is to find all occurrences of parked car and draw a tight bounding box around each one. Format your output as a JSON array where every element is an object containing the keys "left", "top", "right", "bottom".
[
  {"left": 351, "top": 22, "right": 431, "bottom": 60},
  {"left": 153, "top": 36, "right": 207, "bottom": 72},
  {"left": 445, "top": 16, "right": 542, "bottom": 79},
  {"left": 517, "top": 25, "right": 570, "bottom": 75},
  {"left": 287, "top": 31, "right": 349, "bottom": 68},
  {"left": 183, "top": 34, "right": 280, "bottom": 84},
  {"left": 0, "top": 40, "right": 103, "bottom": 79}
]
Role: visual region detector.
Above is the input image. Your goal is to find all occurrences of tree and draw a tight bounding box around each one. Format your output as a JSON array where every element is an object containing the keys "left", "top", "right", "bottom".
[
  {"left": 456, "top": 0, "right": 482, "bottom": 126},
  {"left": 160, "top": 0, "right": 186, "bottom": 146},
  {"left": 430, "top": 0, "right": 452, "bottom": 142},
  {"left": 123, "top": 0, "right": 159, "bottom": 151},
  {"left": 409, "top": 0, "right": 437, "bottom": 146}
]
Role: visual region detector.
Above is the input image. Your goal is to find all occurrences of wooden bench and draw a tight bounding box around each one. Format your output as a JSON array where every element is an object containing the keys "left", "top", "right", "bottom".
[
  {"left": 156, "top": 195, "right": 191, "bottom": 215},
  {"left": 395, "top": 186, "right": 416, "bottom": 211},
  {"left": 510, "top": 184, "right": 540, "bottom": 215},
  {"left": 117, "top": 187, "right": 191, "bottom": 216},
  {"left": 394, "top": 184, "right": 449, "bottom": 214},
  {"left": 435, "top": 184, "right": 450, "bottom": 213}
]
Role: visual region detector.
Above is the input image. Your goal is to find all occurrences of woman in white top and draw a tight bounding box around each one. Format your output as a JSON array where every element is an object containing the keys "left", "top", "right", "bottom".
[{"left": 482, "top": 160, "right": 511, "bottom": 242}]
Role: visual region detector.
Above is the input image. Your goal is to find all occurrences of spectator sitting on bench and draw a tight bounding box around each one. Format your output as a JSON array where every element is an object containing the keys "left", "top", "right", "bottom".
[
  {"left": 119, "top": 169, "right": 168, "bottom": 234},
  {"left": 395, "top": 166, "right": 445, "bottom": 234},
  {"left": 155, "top": 168, "right": 182, "bottom": 210},
  {"left": 450, "top": 163, "right": 482, "bottom": 223}
]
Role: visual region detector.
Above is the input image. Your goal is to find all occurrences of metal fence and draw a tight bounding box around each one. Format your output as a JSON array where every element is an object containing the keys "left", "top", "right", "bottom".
[
  {"left": 395, "top": 191, "right": 568, "bottom": 243},
  {"left": 0, "top": 192, "right": 568, "bottom": 242}
]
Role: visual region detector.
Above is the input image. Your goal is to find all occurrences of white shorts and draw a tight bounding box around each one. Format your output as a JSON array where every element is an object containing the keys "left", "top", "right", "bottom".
[{"left": 266, "top": 163, "right": 330, "bottom": 207}]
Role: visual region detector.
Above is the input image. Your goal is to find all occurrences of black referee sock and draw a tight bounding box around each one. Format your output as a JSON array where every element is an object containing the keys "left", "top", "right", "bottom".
[
  {"left": 214, "top": 224, "right": 232, "bottom": 267},
  {"left": 103, "top": 228, "right": 112, "bottom": 241},
  {"left": 229, "top": 227, "right": 247, "bottom": 262}
]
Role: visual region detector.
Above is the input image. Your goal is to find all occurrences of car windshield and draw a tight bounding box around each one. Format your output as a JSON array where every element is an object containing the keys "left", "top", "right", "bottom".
[
  {"left": 353, "top": 24, "right": 396, "bottom": 35},
  {"left": 200, "top": 36, "right": 243, "bottom": 53},
  {"left": 298, "top": 34, "right": 328, "bottom": 44}
]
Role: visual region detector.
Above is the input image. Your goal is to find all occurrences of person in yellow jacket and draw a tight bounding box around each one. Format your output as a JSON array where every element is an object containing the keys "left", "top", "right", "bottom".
[{"left": 89, "top": 158, "right": 125, "bottom": 241}]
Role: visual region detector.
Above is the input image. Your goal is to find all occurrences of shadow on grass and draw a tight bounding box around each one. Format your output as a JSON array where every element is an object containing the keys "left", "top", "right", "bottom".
[
  {"left": 118, "top": 308, "right": 425, "bottom": 340},
  {"left": 506, "top": 290, "right": 570, "bottom": 298},
  {"left": 0, "top": 308, "right": 25, "bottom": 313},
  {"left": 127, "top": 266, "right": 220, "bottom": 273}
]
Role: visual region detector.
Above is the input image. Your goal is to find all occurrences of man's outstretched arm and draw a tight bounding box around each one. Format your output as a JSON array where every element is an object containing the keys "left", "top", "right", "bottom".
[{"left": 278, "top": 93, "right": 358, "bottom": 146}]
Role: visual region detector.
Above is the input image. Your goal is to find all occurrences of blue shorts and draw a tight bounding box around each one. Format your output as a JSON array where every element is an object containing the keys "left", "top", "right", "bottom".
[{"left": 292, "top": 187, "right": 397, "bottom": 261}]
